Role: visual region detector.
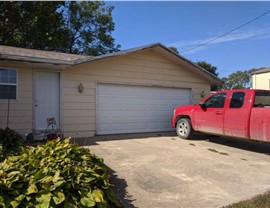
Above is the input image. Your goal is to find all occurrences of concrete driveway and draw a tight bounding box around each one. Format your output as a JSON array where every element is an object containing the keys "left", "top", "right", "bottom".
[{"left": 76, "top": 133, "right": 270, "bottom": 208}]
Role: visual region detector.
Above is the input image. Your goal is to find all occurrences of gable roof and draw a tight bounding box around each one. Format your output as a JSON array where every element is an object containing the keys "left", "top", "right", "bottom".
[
  {"left": 251, "top": 67, "right": 270, "bottom": 75},
  {"left": 74, "top": 43, "right": 222, "bottom": 84},
  {"left": 0, "top": 43, "right": 222, "bottom": 84},
  {"left": 0, "top": 45, "right": 88, "bottom": 65}
]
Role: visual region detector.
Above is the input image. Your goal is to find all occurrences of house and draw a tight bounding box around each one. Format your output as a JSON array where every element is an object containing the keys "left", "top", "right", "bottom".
[
  {"left": 252, "top": 68, "right": 270, "bottom": 90},
  {"left": 0, "top": 43, "right": 221, "bottom": 138}
]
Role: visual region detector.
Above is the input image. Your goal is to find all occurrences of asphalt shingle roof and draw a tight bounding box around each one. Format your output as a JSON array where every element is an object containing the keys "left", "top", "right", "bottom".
[
  {"left": 0, "top": 45, "right": 89, "bottom": 64},
  {"left": 0, "top": 43, "right": 222, "bottom": 84},
  {"left": 251, "top": 67, "right": 270, "bottom": 75}
]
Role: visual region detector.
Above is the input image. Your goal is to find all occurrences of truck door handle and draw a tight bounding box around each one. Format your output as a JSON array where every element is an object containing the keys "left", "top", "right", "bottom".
[{"left": 216, "top": 111, "right": 223, "bottom": 115}]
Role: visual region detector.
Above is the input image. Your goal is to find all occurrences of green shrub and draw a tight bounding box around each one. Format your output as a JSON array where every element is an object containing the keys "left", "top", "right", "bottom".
[
  {"left": 0, "top": 138, "right": 122, "bottom": 208},
  {"left": 0, "top": 128, "right": 25, "bottom": 161}
]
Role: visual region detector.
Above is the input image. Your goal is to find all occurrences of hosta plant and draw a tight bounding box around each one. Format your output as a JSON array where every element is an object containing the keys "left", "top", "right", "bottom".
[
  {"left": 0, "top": 128, "right": 25, "bottom": 161},
  {"left": 0, "top": 138, "right": 122, "bottom": 208}
]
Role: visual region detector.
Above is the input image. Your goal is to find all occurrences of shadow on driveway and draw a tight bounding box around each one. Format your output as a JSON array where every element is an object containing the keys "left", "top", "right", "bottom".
[
  {"left": 108, "top": 167, "right": 137, "bottom": 208},
  {"left": 204, "top": 135, "right": 270, "bottom": 155},
  {"left": 73, "top": 132, "right": 176, "bottom": 146},
  {"left": 73, "top": 132, "right": 270, "bottom": 155}
]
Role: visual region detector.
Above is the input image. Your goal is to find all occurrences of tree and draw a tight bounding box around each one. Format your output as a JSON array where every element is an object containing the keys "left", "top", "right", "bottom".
[
  {"left": 221, "top": 67, "right": 266, "bottom": 90},
  {"left": 168, "top": 46, "right": 179, "bottom": 54},
  {"left": 196, "top": 61, "right": 219, "bottom": 91},
  {"left": 196, "top": 61, "right": 218, "bottom": 77},
  {"left": 62, "top": 1, "right": 120, "bottom": 55},
  {"left": 0, "top": 1, "right": 120, "bottom": 55},
  {"left": 221, "top": 70, "right": 250, "bottom": 90},
  {"left": 0, "top": 1, "right": 64, "bottom": 50}
]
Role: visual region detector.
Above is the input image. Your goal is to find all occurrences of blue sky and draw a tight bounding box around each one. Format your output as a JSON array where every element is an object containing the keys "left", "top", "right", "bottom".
[{"left": 107, "top": 1, "right": 270, "bottom": 78}]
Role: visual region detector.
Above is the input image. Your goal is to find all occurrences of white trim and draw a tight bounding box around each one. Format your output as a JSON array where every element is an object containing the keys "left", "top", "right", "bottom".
[
  {"left": 95, "top": 80, "right": 191, "bottom": 90},
  {"left": 0, "top": 67, "right": 18, "bottom": 100}
]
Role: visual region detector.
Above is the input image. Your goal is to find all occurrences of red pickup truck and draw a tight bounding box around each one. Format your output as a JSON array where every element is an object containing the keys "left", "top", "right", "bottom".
[{"left": 172, "top": 89, "right": 270, "bottom": 143}]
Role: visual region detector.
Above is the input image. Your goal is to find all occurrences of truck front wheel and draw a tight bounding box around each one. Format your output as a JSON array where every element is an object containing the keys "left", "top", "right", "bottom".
[{"left": 176, "top": 118, "right": 194, "bottom": 139}]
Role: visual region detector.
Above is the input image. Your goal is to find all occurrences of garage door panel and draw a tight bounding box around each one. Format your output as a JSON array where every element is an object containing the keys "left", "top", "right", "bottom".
[{"left": 97, "top": 84, "right": 191, "bottom": 135}]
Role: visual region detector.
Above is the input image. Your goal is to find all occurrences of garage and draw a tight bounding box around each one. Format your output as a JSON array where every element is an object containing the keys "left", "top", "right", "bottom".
[
  {"left": 1, "top": 43, "right": 221, "bottom": 138},
  {"left": 96, "top": 84, "right": 191, "bottom": 135}
]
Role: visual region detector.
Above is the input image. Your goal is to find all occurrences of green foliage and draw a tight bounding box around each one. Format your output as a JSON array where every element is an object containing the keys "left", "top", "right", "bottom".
[
  {"left": 0, "top": 1, "right": 64, "bottom": 50},
  {"left": 0, "top": 1, "right": 120, "bottom": 56},
  {"left": 221, "top": 70, "right": 250, "bottom": 90},
  {"left": 196, "top": 61, "right": 218, "bottom": 77},
  {"left": 0, "top": 128, "right": 25, "bottom": 161},
  {"left": 168, "top": 46, "right": 179, "bottom": 54},
  {"left": 224, "top": 191, "right": 270, "bottom": 208},
  {"left": 0, "top": 138, "right": 122, "bottom": 208},
  {"left": 196, "top": 61, "right": 219, "bottom": 91},
  {"left": 62, "top": 1, "right": 120, "bottom": 56}
]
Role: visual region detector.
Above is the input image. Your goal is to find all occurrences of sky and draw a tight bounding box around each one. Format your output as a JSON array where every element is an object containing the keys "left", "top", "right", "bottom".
[{"left": 107, "top": 1, "right": 270, "bottom": 78}]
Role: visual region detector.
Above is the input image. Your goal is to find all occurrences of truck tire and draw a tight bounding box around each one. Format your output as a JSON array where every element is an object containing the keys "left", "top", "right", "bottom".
[{"left": 176, "top": 118, "right": 194, "bottom": 139}]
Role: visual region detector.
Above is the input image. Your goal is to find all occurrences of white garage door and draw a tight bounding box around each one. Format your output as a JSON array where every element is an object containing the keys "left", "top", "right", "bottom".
[{"left": 96, "top": 84, "right": 191, "bottom": 135}]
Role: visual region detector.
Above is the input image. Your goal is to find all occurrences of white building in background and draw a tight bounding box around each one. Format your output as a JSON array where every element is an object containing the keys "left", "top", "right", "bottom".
[{"left": 252, "top": 68, "right": 270, "bottom": 90}]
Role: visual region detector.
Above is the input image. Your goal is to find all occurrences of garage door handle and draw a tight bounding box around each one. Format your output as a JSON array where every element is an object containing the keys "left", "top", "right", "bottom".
[{"left": 216, "top": 111, "right": 223, "bottom": 115}]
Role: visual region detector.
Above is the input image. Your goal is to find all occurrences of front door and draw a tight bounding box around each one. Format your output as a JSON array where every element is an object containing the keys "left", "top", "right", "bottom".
[
  {"left": 193, "top": 92, "right": 227, "bottom": 135},
  {"left": 35, "top": 71, "right": 60, "bottom": 131}
]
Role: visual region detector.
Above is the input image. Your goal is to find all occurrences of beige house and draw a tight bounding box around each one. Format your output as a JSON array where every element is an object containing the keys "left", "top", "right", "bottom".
[
  {"left": 252, "top": 68, "right": 270, "bottom": 90},
  {"left": 0, "top": 43, "right": 221, "bottom": 138}
]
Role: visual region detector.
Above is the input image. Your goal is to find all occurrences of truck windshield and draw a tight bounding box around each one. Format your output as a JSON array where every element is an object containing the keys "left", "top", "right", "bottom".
[{"left": 254, "top": 91, "right": 270, "bottom": 107}]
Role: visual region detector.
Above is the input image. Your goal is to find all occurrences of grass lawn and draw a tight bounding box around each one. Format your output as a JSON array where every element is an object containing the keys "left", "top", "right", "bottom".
[{"left": 224, "top": 191, "right": 270, "bottom": 208}]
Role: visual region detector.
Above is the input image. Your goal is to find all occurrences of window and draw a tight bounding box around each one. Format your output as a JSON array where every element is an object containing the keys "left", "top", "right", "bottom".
[
  {"left": 254, "top": 91, "right": 270, "bottom": 107},
  {"left": 204, "top": 93, "right": 226, "bottom": 108},
  {"left": 0, "top": 68, "right": 17, "bottom": 99},
  {"left": 230, "top": 92, "right": 245, "bottom": 108}
]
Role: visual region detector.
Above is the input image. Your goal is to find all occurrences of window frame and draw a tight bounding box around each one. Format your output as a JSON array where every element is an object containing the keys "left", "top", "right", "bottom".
[
  {"left": 229, "top": 92, "right": 245, "bottom": 108},
  {"left": 204, "top": 92, "right": 227, "bottom": 108},
  {"left": 0, "top": 68, "right": 18, "bottom": 100},
  {"left": 254, "top": 91, "right": 270, "bottom": 107}
]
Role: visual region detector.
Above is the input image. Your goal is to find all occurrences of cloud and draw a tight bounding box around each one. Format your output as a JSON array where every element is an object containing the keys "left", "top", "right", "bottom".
[{"left": 169, "top": 26, "right": 270, "bottom": 54}]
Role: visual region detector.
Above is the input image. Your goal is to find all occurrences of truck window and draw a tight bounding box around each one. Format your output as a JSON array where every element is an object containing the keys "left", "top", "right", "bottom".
[
  {"left": 204, "top": 93, "right": 226, "bottom": 108},
  {"left": 230, "top": 92, "right": 245, "bottom": 108},
  {"left": 254, "top": 91, "right": 270, "bottom": 107}
]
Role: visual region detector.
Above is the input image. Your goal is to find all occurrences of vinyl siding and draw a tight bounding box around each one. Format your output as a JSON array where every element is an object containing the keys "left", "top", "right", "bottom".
[
  {"left": 62, "top": 50, "right": 210, "bottom": 137},
  {"left": 0, "top": 67, "right": 33, "bottom": 136},
  {"left": 1, "top": 49, "right": 212, "bottom": 138},
  {"left": 252, "top": 72, "right": 270, "bottom": 90}
]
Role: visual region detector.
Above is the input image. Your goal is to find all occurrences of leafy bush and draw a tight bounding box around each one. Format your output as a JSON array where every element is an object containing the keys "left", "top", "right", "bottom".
[
  {"left": 0, "top": 138, "right": 122, "bottom": 208},
  {"left": 0, "top": 128, "right": 25, "bottom": 161}
]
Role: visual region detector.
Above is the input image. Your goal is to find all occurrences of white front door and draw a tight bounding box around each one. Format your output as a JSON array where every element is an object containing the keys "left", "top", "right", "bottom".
[{"left": 35, "top": 71, "right": 60, "bottom": 131}]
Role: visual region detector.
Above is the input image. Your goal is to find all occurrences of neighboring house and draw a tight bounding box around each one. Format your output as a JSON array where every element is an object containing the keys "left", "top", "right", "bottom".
[
  {"left": 0, "top": 43, "right": 221, "bottom": 138},
  {"left": 252, "top": 68, "right": 270, "bottom": 90}
]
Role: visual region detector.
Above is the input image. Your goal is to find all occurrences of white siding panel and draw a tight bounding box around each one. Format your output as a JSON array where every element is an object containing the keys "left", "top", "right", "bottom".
[{"left": 96, "top": 84, "right": 191, "bottom": 135}]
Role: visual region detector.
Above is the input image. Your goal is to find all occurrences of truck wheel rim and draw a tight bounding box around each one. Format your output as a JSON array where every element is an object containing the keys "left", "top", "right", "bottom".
[{"left": 178, "top": 122, "right": 188, "bottom": 136}]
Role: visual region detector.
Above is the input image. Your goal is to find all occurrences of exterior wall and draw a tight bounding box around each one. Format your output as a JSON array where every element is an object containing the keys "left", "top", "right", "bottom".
[
  {"left": 62, "top": 50, "right": 211, "bottom": 138},
  {"left": 252, "top": 72, "right": 270, "bottom": 90},
  {"left": 1, "top": 49, "right": 212, "bottom": 138},
  {"left": 0, "top": 63, "right": 33, "bottom": 136}
]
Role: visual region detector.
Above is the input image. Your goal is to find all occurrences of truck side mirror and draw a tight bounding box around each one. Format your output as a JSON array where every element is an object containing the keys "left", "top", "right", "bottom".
[{"left": 199, "top": 102, "right": 207, "bottom": 109}]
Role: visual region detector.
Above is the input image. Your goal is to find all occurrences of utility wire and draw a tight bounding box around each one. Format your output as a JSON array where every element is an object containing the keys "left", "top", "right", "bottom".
[{"left": 181, "top": 9, "right": 270, "bottom": 53}]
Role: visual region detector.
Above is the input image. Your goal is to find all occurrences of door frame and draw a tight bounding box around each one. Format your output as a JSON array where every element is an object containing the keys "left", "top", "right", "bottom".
[{"left": 33, "top": 70, "right": 62, "bottom": 133}]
